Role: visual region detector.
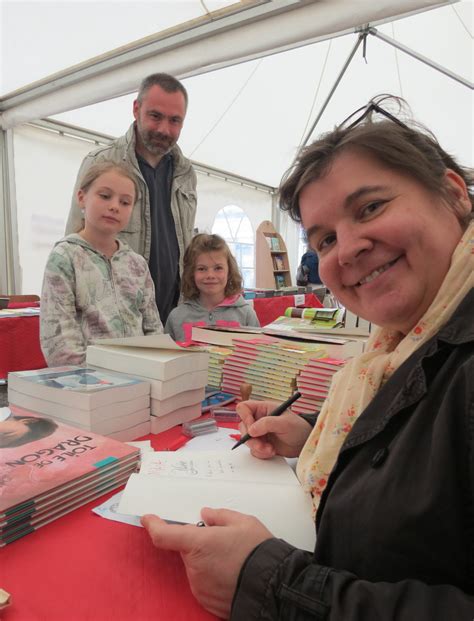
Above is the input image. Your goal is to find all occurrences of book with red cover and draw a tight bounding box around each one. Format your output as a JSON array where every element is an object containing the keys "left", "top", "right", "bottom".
[
  {"left": 1, "top": 465, "right": 135, "bottom": 545},
  {"left": 297, "top": 374, "right": 333, "bottom": 389},
  {"left": 292, "top": 397, "right": 326, "bottom": 415},
  {"left": 223, "top": 359, "right": 296, "bottom": 384},
  {"left": 298, "top": 359, "right": 346, "bottom": 385},
  {"left": 219, "top": 337, "right": 325, "bottom": 402},
  {"left": 303, "top": 357, "right": 346, "bottom": 371},
  {"left": 0, "top": 408, "right": 139, "bottom": 531},
  {"left": 295, "top": 381, "right": 328, "bottom": 398}
]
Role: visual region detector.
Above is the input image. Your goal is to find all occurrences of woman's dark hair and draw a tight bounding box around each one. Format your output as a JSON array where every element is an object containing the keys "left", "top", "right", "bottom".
[
  {"left": 280, "top": 95, "right": 473, "bottom": 227},
  {"left": 1, "top": 415, "right": 58, "bottom": 448},
  {"left": 181, "top": 233, "right": 242, "bottom": 300}
]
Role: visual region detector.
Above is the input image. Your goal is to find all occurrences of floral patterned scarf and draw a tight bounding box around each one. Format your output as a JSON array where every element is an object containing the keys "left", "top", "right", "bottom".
[{"left": 297, "top": 221, "right": 474, "bottom": 518}]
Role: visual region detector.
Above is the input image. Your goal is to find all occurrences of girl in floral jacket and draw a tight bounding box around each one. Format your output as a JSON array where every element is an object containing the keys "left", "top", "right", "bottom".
[{"left": 40, "top": 161, "right": 162, "bottom": 366}]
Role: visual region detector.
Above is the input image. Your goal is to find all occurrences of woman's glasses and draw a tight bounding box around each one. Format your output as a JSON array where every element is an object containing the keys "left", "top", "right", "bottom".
[{"left": 340, "top": 101, "right": 409, "bottom": 132}]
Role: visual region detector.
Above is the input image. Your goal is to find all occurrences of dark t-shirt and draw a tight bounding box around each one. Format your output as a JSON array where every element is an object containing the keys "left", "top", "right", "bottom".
[{"left": 137, "top": 153, "right": 180, "bottom": 324}]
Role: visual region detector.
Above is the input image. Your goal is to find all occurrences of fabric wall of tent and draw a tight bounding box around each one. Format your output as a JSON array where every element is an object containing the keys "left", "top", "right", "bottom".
[{"left": 0, "top": 0, "right": 472, "bottom": 296}]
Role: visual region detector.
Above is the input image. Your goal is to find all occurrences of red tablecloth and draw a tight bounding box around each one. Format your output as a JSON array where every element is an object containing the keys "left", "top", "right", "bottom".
[
  {"left": 1, "top": 425, "right": 239, "bottom": 621},
  {"left": 252, "top": 292, "right": 323, "bottom": 326},
  {"left": 0, "top": 315, "right": 47, "bottom": 380},
  {"left": 7, "top": 301, "right": 40, "bottom": 309}
]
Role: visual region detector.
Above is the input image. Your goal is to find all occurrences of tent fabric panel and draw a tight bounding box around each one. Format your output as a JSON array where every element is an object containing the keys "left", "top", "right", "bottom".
[
  {"left": 0, "top": 0, "right": 451, "bottom": 129},
  {"left": 47, "top": 2, "right": 472, "bottom": 187},
  {"left": 1, "top": 1, "right": 238, "bottom": 96},
  {"left": 180, "top": 30, "right": 472, "bottom": 186},
  {"left": 195, "top": 173, "right": 273, "bottom": 237},
  {"left": 12, "top": 125, "right": 94, "bottom": 295},
  {"left": 11, "top": 124, "right": 276, "bottom": 295}
]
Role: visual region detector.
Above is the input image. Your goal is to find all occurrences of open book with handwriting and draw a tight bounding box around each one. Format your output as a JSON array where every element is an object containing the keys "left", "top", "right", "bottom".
[{"left": 118, "top": 450, "right": 316, "bottom": 551}]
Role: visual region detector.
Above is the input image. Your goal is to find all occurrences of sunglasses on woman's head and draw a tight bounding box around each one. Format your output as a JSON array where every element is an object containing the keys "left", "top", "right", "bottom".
[{"left": 340, "top": 101, "right": 409, "bottom": 132}]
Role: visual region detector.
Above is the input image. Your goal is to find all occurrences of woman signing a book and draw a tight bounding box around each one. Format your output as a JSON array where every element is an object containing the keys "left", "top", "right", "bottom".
[
  {"left": 141, "top": 95, "right": 474, "bottom": 619},
  {"left": 40, "top": 161, "right": 162, "bottom": 366}
]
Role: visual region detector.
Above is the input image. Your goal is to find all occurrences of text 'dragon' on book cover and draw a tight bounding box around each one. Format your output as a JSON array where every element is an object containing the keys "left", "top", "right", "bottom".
[{"left": 0, "top": 407, "right": 139, "bottom": 515}]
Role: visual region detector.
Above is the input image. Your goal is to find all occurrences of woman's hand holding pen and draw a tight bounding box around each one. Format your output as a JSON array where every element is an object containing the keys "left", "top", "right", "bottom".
[
  {"left": 236, "top": 399, "right": 313, "bottom": 459},
  {"left": 141, "top": 508, "right": 272, "bottom": 619}
]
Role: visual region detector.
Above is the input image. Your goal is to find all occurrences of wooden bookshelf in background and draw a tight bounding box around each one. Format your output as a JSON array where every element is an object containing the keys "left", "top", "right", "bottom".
[{"left": 255, "top": 220, "right": 292, "bottom": 289}]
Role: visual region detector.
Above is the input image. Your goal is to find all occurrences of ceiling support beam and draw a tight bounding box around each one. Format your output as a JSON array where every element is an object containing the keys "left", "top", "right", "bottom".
[
  {"left": 0, "top": 1, "right": 452, "bottom": 129},
  {"left": 0, "top": 130, "right": 20, "bottom": 293},
  {"left": 300, "top": 30, "right": 368, "bottom": 147},
  {"left": 28, "top": 118, "right": 276, "bottom": 194},
  {"left": 368, "top": 27, "right": 473, "bottom": 89}
]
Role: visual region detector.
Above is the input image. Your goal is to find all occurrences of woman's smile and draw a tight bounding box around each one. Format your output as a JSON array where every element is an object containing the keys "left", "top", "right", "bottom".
[{"left": 355, "top": 257, "right": 401, "bottom": 287}]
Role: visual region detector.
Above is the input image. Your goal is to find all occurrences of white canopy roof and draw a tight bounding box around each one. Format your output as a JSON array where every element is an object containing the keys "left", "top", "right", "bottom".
[
  {"left": 0, "top": 0, "right": 472, "bottom": 293},
  {"left": 1, "top": 0, "right": 472, "bottom": 187}
]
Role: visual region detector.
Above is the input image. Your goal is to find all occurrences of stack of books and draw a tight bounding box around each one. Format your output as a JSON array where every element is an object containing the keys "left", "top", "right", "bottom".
[
  {"left": 191, "top": 327, "right": 264, "bottom": 389},
  {"left": 283, "top": 306, "right": 345, "bottom": 328},
  {"left": 86, "top": 341, "right": 209, "bottom": 434},
  {"left": 0, "top": 409, "right": 139, "bottom": 545},
  {"left": 243, "top": 288, "right": 276, "bottom": 299},
  {"left": 294, "top": 358, "right": 346, "bottom": 415},
  {"left": 262, "top": 316, "right": 366, "bottom": 358},
  {"left": 192, "top": 325, "right": 261, "bottom": 348},
  {"left": 221, "top": 336, "right": 328, "bottom": 401},
  {"left": 191, "top": 323, "right": 365, "bottom": 359},
  {"left": 148, "top": 372, "right": 207, "bottom": 433},
  {"left": 202, "top": 345, "right": 234, "bottom": 388},
  {"left": 243, "top": 287, "right": 309, "bottom": 300},
  {"left": 7, "top": 367, "right": 151, "bottom": 441}
]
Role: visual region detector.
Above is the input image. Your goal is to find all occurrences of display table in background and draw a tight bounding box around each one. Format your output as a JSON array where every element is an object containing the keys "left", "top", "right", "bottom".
[
  {"left": 0, "top": 295, "right": 325, "bottom": 380},
  {"left": 252, "top": 292, "right": 323, "bottom": 327},
  {"left": 0, "top": 307, "right": 46, "bottom": 380},
  {"left": 1, "top": 424, "right": 239, "bottom": 621}
]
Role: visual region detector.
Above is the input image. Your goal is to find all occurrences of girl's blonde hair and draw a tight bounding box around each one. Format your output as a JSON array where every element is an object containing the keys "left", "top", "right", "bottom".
[
  {"left": 181, "top": 234, "right": 243, "bottom": 300},
  {"left": 79, "top": 161, "right": 140, "bottom": 204}
]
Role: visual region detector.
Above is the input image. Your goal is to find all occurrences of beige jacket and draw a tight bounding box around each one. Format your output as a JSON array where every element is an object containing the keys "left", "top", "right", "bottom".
[{"left": 65, "top": 123, "right": 197, "bottom": 276}]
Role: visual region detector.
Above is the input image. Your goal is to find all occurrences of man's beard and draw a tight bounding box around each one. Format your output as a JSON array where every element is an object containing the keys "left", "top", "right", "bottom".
[{"left": 139, "top": 128, "right": 175, "bottom": 156}]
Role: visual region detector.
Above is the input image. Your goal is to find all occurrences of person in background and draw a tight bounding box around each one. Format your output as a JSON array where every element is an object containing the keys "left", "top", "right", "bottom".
[
  {"left": 41, "top": 161, "right": 162, "bottom": 367},
  {"left": 141, "top": 95, "right": 474, "bottom": 619},
  {"left": 165, "top": 233, "right": 259, "bottom": 342},
  {"left": 65, "top": 73, "right": 197, "bottom": 324},
  {"left": 297, "top": 246, "right": 322, "bottom": 285}
]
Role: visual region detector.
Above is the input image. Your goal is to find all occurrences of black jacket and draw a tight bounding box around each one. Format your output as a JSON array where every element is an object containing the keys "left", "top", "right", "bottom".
[{"left": 231, "top": 289, "right": 474, "bottom": 620}]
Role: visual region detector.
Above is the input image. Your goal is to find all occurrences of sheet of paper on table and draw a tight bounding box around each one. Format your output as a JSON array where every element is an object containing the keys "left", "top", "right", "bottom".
[
  {"left": 126, "top": 440, "right": 154, "bottom": 459},
  {"left": 93, "top": 430, "right": 238, "bottom": 525},
  {"left": 118, "top": 450, "right": 316, "bottom": 551},
  {"left": 92, "top": 491, "right": 142, "bottom": 527}
]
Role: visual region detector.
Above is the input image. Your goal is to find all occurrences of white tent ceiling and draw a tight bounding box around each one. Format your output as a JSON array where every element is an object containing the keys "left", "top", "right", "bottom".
[
  {"left": 1, "top": 0, "right": 472, "bottom": 187},
  {"left": 0, "top": 0, "right": 472, "bottom": 294}
]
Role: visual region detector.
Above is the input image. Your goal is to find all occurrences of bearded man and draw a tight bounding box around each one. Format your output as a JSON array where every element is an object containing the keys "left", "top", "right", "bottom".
[{"left": 65, "top": 73, "right": 197, "bottom": 323}]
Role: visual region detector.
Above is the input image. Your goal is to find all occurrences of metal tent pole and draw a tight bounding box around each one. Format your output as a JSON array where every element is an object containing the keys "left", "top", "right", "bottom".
[
  {"left": 300, "top": 29, "right": 369, "bottom": 148},
  {"left": 369, "top": 27, "right": 473, "bottom": 90},
  {"left": 0, "top": 130, "right": 20, "bottom": 293}
]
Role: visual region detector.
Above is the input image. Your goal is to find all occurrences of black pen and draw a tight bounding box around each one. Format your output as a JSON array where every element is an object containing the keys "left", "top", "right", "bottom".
[{"left": 231, "top": 391, "right": 302, "bottom": 450}]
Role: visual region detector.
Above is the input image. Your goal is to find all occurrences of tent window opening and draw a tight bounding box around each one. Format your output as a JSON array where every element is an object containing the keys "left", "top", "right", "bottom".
[{"left": 211, "top": 205, "right": 255, "bottom": 289}]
